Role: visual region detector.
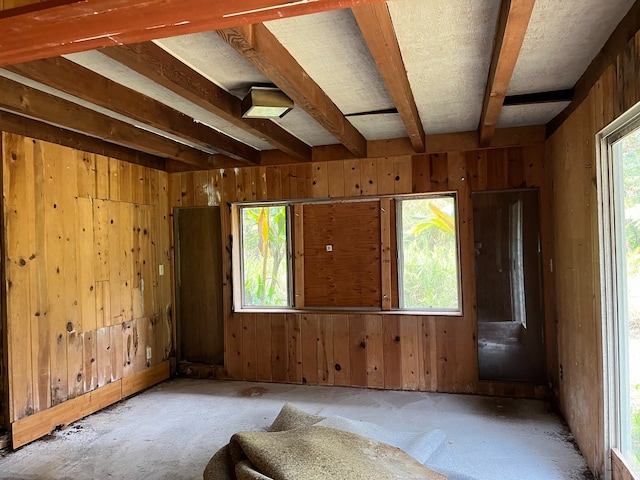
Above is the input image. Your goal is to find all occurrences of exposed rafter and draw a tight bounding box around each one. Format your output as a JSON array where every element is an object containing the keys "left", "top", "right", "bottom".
[
  {"left": 219, "top": 24, "right": 368, "bottom": 157},
  {"left": 352, "top": 3, "right": 425, "bottom": 153},
  {"left": 0, "top": 76, "right": 213, "bottom": 168},
  {"left": 0, "top": 0, "right": 386, "bottom": 66},
  {"left": 102, "top": 42, "right": 312, "bottom": 162},
  {"left": 0, "top": 110, "right": 166, "bottom": 170},
  {"left": 5, "top": 56, "right": 261, "bottom": 164},
  {"left": 478, "top": 0, "right": 536, "bottom": 146}
]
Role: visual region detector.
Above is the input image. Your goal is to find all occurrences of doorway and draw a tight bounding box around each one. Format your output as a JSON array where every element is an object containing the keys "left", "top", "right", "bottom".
[
  {"left": 473, "top": 189, "right": 546, "bottom": 383},
  {"left": 174, "top": 207, "right": 224, "bottom": 365}
]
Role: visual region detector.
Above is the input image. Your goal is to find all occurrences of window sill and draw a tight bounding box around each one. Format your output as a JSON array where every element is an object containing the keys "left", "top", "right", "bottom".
[{"left": 233, "top": 307, "right": 463, "bottom": 317}]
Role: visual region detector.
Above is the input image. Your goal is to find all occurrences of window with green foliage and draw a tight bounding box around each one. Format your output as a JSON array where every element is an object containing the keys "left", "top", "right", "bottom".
[
  {"left": 397, "top": 195, "right": 460, "bottom": 311},
  {"left": 240, "top": 205, "right": 290, "bottom": 307}
]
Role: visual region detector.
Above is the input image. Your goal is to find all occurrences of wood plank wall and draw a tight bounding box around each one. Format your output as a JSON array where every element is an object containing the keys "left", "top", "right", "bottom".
[
  {"left": 168, "top": 146, "right": 555, "bottom": 399},
  {"left": 1, "top": 132, "right": 172, "bottom": 430},
  {"left": 545, "top": 28, "right": 640, "bottom": 480}
]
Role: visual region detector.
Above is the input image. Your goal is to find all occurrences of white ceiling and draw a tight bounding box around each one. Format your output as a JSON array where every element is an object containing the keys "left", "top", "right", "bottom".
[{"left": 2, "top": 0, "right": 637, "bottom": 161}]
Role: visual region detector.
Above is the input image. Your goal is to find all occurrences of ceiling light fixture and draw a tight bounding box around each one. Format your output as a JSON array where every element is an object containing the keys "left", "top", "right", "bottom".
[{"left": 241, "top": 86, "right": 294, "bottom": 119}]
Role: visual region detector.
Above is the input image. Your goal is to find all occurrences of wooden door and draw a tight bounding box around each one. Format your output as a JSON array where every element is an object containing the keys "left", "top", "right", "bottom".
[{"left": 175, "top": 207, "right": 224, "bottom": 365}]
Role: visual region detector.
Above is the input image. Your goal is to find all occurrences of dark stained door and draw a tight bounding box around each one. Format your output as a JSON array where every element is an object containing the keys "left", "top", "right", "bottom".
[{"left": 175, "top": 207, "right": 224, "bottom": 365}]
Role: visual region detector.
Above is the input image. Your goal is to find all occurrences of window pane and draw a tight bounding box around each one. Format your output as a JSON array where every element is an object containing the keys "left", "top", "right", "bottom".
[
  {"left": 615, "top": 128, "right": 640, "bottom": 473},
  {"left": 241, "top": 206, "right": 289, "bottom": 307},
  {"left": 399, "top": 196, "right": 460, "bottom": 310}
]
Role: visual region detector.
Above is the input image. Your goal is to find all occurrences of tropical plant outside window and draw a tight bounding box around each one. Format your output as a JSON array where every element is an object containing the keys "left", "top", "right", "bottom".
[
  {"left": 398, "top": 195, "right": 460, "bottom": 311},
  {"left": 241, "top": 205, "right": 290, "bottom": 307}
]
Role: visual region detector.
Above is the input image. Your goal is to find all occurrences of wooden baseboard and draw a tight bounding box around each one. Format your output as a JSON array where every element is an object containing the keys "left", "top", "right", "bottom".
[
  {"left": 122, "top": 361, "right": 170, "bottom": 398},
  {"left": 177, "top": 362, "right": 227, "bottom": 380},
  {"left": 11, "top": 360, "right": 170, "bottom": 449}
]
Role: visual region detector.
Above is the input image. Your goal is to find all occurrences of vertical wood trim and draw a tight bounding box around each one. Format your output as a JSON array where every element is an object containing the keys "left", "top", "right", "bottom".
[
  {"left": 293, "top": 203, "right": 304, "bottom": 309},
  {"left": 380, "top": 198, "right": 392, "bottom": 310}
]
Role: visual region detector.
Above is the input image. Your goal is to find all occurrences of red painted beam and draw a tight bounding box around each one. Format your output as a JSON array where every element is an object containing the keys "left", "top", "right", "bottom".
[{"left": 0, "top": 0, "right": 384, "bottom": 66}]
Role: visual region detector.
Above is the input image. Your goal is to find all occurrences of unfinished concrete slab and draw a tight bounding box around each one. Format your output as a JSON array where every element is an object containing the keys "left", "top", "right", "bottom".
[{"left": 0, "top": 378, "right": 593, "bottom": 479}]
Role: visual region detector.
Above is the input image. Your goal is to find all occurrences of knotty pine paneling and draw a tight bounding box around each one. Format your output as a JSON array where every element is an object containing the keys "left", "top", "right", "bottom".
[
  {"left": 2, "top": 133, "right": 172, "bottom": 426},
  {"left": 169, "top": 145, "right": 553, "bottom": 400},
  {"left": 544, "top": 26, "right": 640, "bottom": 480}
]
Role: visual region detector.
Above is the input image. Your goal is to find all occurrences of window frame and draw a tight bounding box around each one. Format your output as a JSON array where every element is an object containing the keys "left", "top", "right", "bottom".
[
  {"left": 237, "top": 202, "right": 293, "bottom": 309},
  {"left": 395, "top": 193, "right": 463, "bottom": 315},
  {"left": 597, "top": 106, "right": 640, "bottom": 479},
  {"left": 232, "top": 192, "right": 463, "bottom": 316}
]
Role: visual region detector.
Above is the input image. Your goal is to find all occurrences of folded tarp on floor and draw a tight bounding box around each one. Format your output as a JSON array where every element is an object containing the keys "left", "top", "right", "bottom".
[{"left": 204, "top": 403, "right": 448, "bottom": 479}]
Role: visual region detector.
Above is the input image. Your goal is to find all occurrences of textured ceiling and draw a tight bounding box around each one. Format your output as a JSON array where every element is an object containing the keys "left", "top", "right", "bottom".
[
  {"left": 509, "top": 0, "right": 635, "bottom": 95},
  {"left": 64, "top": 50, "right": 275, "bottom": 150},
  {"left": 388, "top": 0, "right": 502, "bottom": 135},
  {"left": 3, "top": 0, "right": 635, "bottom": 164},
  {"left": 265, "top": 9, "right": 393, "bottom": 116}
]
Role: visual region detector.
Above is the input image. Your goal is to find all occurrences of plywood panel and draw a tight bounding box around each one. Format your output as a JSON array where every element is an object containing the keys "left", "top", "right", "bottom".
[
  {"left": 377, "top": 157, "right": 395, "bottom": 194},
  {"left": 393, "top": 156, "right": 412, "bottom": 194},
  {"left": 301, "top": 314, "right": 319, "bottom": 385},
  {"left": 76, "top": 197, "right": 96, "bottom": 333},
  {"left": 382, "top": 315, "right": 402, "bottom": 390},
  {"left": 349, "top": 315, "right": 367, "bottom": 387},
  {"left": 317, "top": 314, "right": 334, "bottom": 385},
  {"left": 327, "top": 161, "right": 345, "bottom": 198},
  {"left": 83, "top": 330, "right": 97, "bottom": 393},
  {"left": 4, "top": 133, "right": 34, "bottom": 420},
  {"left": 286, "top": 314, "right": 302, "bottom": 383},
  {"left": 364, "top": 315, "right": 384, "bottom": 389},
  {"left": 255, "top": 315, "right": 272, "bottom": 382},
  {"left": 303, "top": 201, "right": 381, "bottom": 307},
  {"left": 411, "top": 154, "right": 431, "bottom": 193},
  {"left": 3, "top": 134, "right": 171, "bottom": 443},
  {"left": 332, "top": 314, "right": 351, "bottom": 386},
  {"left": 311, "top": 162, "right": 329, "bottom": 198},
  {"left": 400, "top": 316, "right": 420, "bottom": 391},
  {"left": 271, "top": 314, "right": 288, "bottom": 382},
  {"left": 242, "top": 314, "right": 257, "bottom": 381},
  {"left": 343, "top": 159, "right": 362, "bottom": 197}
]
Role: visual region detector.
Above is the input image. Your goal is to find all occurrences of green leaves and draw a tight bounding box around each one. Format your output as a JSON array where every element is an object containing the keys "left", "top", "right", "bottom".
[{"left": 242, "top": 205, "right": 289, "bottom": 307}]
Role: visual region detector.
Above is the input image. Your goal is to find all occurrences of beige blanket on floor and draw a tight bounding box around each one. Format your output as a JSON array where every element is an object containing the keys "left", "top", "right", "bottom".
[{"left": 204, "top": 403, "right": 446, "bottom": 480}]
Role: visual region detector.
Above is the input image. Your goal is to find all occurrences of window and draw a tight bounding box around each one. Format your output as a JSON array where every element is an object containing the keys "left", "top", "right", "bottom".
[
  {"left": 234, "top": 193, "right": 461, "bottom": 313},
  {"left": 599, "top": 112, "right": 640, "bottom": 476},
  {"left": 397, "top": 195, "right": 461, "bottom": 312},
  {"left": 240, "top": 205, "right": 290, "bottom": 307}
]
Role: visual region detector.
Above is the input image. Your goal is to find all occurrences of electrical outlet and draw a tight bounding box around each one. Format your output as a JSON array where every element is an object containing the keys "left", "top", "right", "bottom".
[
  {"left": 146, "top": 346, "right": 152, "bottom": 360},
  {"left": 159, "top": 264, "right": 164, "bottom": 276}
]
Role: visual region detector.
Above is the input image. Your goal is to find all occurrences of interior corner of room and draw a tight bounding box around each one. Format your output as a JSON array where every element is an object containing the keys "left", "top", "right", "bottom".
[{"left": 0, "top": 0, "right": 639, "bottom": 478}]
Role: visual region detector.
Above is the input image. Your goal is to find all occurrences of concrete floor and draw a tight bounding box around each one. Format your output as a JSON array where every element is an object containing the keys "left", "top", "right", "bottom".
[{"left": 0, "top": 378, "right": 593, "bottom": 479}]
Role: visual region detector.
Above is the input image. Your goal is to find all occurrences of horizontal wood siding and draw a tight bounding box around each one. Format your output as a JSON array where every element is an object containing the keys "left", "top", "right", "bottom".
[
  {"left": 2, "top": 133, "right": 172, "bottom": 437},
  {"left": 169, "top": 146, "right": 554, "bottom": 399}
]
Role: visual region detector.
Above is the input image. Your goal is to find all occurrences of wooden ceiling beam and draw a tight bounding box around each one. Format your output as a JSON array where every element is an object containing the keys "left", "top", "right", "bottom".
[
  {"left": 5, "top": 56, "right": 261, "bottom": 164},
  {"left": 0, "top": 0, "right": 386, "bottom": 66},
  {"left": 219, "top": 24, "right": 368, "bottom": 157},
  {"left": 0, "top": 76, "right": 213, "bottom": 168},
  {"left": 352, "top": 3, "right": 425, "bottom": 153},
  {"left": 0, "top": 110, "right": 166, "bottom": 170},
  {"left": 102, "top": 42, "right": 312, "bottom": 162},
  {"left": 478, "top": 0, "right": 536, "bottom": 147}
]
